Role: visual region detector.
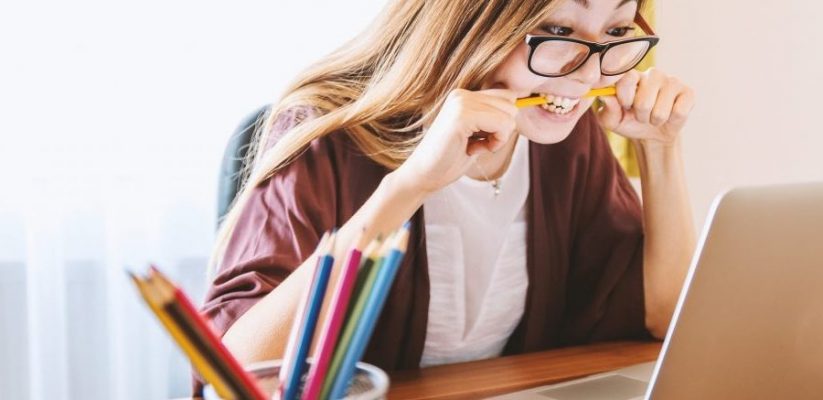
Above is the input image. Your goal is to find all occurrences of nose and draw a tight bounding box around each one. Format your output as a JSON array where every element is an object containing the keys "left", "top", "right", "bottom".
[{"left": 569, "top": 52, "right": 601, "bottom": 85}]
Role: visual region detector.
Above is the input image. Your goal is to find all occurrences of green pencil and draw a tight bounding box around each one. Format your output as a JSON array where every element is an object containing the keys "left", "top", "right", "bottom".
[{"left": 319, "top": 236, "right": 392, "bottom": 399}]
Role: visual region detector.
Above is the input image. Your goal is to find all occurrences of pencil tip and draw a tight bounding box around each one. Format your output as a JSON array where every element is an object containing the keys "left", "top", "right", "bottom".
[
  {"left": 395, "top": 224, "right": 411, "bottom": 251},
  {"left": 327, "top": 229, "right": 338, "bottom": 252},
  {"left": 125, "top": 270, "right": 139, "bottom": 282},
  {"left": 353, "top": 227, "right": 370, "bottom": 249}
]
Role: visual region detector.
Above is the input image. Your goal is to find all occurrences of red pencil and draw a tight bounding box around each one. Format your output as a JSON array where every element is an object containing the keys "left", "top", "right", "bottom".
[{"left": 149, "top": 266, "right": 268, "bottom": 400}]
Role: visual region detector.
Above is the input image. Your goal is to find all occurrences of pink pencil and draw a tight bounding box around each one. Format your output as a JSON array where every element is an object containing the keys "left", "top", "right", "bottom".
[{"left": 300, "top": 235, "right": 370, "bottom": 400}]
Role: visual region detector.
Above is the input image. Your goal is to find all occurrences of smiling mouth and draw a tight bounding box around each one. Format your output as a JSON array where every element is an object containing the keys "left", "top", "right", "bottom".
[{"left": 532, "top": 93, "right": 582, "bottom": 115}]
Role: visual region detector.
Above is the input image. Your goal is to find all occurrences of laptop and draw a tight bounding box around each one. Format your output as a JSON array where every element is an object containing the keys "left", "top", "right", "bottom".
[{"left": 493, "top": 182, "right": 823, "bottom": 400}]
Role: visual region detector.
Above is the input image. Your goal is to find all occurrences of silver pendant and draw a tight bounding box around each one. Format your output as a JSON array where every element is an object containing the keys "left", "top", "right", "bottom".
[{"left": 492, "top": 180, "right": 501, "bottom": 196}]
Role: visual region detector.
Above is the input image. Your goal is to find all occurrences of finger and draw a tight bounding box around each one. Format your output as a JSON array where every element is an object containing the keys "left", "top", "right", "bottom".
[
  {"left": 480, "top": 88, "right": 519, "bottom": 103},
  {"left": 478, "top": 91, "right": 519, "bottom": 117},
  {"left": 595, "top": 95, "right": 623, "bottom": 131},
  {"left": 467, "top": 140, "right": 491, "bottom": 156},
  {"left": 650, "top": 81, "right": 680, "bottom": 127},
  {"left": 615, "top": 70, "right": 641, "bottom": 110},
  {"left": 469, "top": 131, "right": 511, "bottom": 155},
  {"left": 480, "top": 96, "right": 519, "bottom": 119},
  {"left": 469, "top": 103, "right": 517, "bottom": 144},
  {"left": 632, "top": 70, "right": 664, "bottom": 124},
  {"left": 443, "top": 89, "right": 515, "bottom": 132},
  {"left": 466, "top": 131, "right": 504, "bottom": 156},
  {"left": 668, "top": 87, "right": 695, "bottom": 129}
]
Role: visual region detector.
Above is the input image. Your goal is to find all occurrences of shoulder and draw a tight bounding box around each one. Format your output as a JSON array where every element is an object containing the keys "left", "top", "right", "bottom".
[
  {"left": 248, "top": 106, "right": 388, "bottom": 221},
  {"left": 261, "top": 106, "right": 372, "bottom": 171}
]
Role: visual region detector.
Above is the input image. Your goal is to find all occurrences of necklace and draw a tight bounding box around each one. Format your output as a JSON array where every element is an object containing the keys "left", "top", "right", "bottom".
[
  {"left": 472, "top": 156, "right": 502, "bottom": 196},
  {"left": 470, "top": 134, "right": 520, "bottom": 197}
]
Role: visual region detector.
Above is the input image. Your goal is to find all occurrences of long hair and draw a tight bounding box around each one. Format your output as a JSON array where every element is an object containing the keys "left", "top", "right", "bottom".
[{"left": 210, "top": 0, "right": 646, "bottom": 273}]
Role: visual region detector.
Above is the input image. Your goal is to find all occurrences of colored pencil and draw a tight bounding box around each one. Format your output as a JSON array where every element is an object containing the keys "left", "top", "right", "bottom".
[
  {"left": 277, "top": 233, "right": 330, "bottom": 399},
  {"left": 278, "top": 232, "right": 336, "bottom": 400},
  {"left": 132, "top": 225, "right": 412, "bottom": 400},
  {"left": 301, "top": 233, "right": 371, "bottom": 400},
  {"left": 327, "top": 225, "right": 410, "bottom": 400},
  {"left": 130, "top": 267, "right": 268, "bottom": 400},
  {"left": 150, "top": 267, "right": 268, "bottom": 400},
  {"left": 344, "top": 238, "right": 382, "bottom": 323},
  {"left": 130, "top": 272, "right": 236, "bottom": 400},
  {"left": 320, "top": 236, "right": 390, "bottom": 400}
]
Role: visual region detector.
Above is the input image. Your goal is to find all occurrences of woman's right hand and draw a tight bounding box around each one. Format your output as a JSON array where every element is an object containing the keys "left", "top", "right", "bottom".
[{"left": 393, "top": 88, "right": 519, "bottom": 195}]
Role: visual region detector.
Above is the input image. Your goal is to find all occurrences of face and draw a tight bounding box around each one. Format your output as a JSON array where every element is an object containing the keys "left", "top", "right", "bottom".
[{"left": 483, "top": 0, "right": 640, "bottom": 144}]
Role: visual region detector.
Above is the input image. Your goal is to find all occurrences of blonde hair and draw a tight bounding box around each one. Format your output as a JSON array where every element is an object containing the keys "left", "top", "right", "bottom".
[{"left": 211, "top": 0, "right": 590, "bottom": 273}]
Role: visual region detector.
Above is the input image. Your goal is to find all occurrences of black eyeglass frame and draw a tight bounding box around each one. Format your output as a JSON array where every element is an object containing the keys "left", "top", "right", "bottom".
[{"left": 524, "top": 35, "right": 660, "bottom": 78}]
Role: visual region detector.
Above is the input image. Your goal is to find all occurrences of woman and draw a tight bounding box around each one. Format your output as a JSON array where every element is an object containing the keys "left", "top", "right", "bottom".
[{"left": 203, "top": 0, "right": 695, "bottom": 380}]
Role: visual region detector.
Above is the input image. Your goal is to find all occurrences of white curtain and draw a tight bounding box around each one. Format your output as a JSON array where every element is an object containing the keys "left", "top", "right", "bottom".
[
  {"left": 0, "top": 177, "right": 214, "bottom": 399},
  {"left": 0, "top": 1, "right": 384, "bottom": 398}
]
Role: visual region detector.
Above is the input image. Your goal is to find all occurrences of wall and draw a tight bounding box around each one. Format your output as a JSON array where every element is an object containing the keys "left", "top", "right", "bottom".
[{"left": 656, "top": 1, "right": 823, "bottom": 226}]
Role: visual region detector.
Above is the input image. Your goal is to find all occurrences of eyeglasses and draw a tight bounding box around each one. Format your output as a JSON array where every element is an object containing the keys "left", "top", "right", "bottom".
[
  {"left": 525, "top": 12, "right": 659, "bottom": 78},
  {"left": 525, "top": 35, "right": 659, "bottom": 78}
]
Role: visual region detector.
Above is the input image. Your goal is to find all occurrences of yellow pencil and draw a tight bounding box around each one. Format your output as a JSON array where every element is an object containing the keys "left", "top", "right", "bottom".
[
  {"left": 515, "top": 86, "right": 617, "bottom": 108},
  {"left": 129, "top": 272, "right": 237, "bottom": 400}
]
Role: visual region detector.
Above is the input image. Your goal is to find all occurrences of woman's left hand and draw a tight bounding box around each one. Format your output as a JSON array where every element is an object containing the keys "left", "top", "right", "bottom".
[{"left": 595, "top": 68, "right": 695, "bottom": 145}]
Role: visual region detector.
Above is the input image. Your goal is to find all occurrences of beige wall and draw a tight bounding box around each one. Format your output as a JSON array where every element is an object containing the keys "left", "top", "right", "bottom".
[{"left": 656, "top": 2, "right": 823, "bottom": 226}]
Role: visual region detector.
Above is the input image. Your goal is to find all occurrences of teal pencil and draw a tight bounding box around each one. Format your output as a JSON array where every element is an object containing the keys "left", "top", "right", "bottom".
[
  {"left": 327, "top": 225, "right": 409, "bottom": 400},
  {"left": 319, "top": 236, "right": 391, "bottom": 400},
  {"left": 277, "top": 232, "right": 335, "bottom": 400}
]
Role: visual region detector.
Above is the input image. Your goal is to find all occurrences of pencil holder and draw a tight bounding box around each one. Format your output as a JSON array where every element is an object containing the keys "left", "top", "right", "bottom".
[{"left": 202, "top": 358, "right": 389, "bottom": 400}]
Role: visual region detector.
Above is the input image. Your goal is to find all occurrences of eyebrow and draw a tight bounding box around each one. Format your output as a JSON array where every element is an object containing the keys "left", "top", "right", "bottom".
[{"left": 572, "top": 0, "right": 637, "bottom": 9}]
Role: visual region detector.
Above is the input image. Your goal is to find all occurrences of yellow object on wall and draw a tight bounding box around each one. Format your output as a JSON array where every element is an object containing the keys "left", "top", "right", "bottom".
[{"left": 605, "top": 1, "right": 655, "bottom": 177}]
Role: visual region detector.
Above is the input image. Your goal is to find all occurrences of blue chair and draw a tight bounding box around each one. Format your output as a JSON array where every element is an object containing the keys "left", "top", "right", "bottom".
[{"left": 216, "top": 104, "right": 271, "bottom": 228}]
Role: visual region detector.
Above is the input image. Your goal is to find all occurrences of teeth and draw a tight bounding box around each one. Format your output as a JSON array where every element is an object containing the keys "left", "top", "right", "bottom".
[{"left": 538, "top": 93, "right": 580, "bottom": 115}]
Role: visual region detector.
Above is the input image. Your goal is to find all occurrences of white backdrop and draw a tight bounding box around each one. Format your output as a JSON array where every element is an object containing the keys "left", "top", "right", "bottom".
[
  {"left": 656, "top": 1, "right": 823, "bottom": 225},
  {"left": 0, "top": 1, "right": 384, "bottom": 398},
  {"left": 3, "top": 0, "right": 823, "bottom": 399}
]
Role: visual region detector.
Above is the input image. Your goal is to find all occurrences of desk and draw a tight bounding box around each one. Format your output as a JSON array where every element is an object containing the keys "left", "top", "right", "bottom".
[
  {"left": 388, "top": 341, "right": 661, "bottom": 399},
  {"left": 180, "top": 341, "right": 660, "bottom": 400}
]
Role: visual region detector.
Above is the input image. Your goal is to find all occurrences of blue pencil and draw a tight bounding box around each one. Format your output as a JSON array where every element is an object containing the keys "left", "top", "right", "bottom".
[
  {"left": 277, "top": 232, "right": 336, "bottom": 400},
  {"left": 327, "top": 224, "right": 409, "bottom": 400}
]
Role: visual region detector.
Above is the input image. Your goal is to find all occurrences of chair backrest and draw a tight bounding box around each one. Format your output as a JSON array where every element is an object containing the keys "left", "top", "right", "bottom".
[{"left": 216, "top": 104, "right": 271, "bottom": 228}]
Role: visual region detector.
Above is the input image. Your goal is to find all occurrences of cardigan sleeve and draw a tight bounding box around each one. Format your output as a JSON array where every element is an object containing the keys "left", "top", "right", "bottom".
[
  {"left": 200, "top": 108, "right": 338, "bottom": 338},
  {"left": 564, "top": 113, "right": 652, "bottom": 342}
]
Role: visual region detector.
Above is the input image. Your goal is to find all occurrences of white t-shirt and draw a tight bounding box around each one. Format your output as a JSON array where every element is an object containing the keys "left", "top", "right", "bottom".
[{"left": 421, "top": 135, "right": 530, "bottom": 367}]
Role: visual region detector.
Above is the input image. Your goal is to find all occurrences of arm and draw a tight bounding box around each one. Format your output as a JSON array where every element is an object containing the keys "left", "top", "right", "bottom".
[
  {"left": 219, "top": 88, "right": 520, "bottom": 364},
  {"left": 221, "top": 171, "right": 427, "bottom": 364},
  {"left": 597, "top": 68, "right": 697, "bottom": 339},
  {"left": 633, "top": 138, "right": 695, "bottom": 338}
]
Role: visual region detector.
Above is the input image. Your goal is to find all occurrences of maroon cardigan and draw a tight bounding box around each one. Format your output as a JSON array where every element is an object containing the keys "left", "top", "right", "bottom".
[{"left": 202, "top": 107, "right": 650, "bottom": 376}]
